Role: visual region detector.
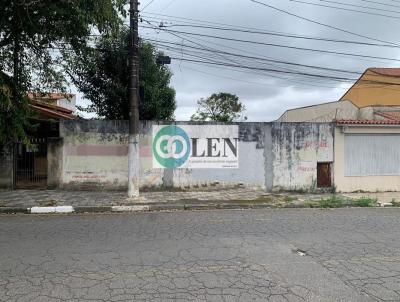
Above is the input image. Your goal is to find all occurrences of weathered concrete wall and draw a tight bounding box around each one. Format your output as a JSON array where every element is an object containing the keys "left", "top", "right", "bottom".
[
  {"left": 0, "top": 145, "right": 13, "bottom": 190},
  {"left": 47, "top": 138, "right": 63, "bottom": 189},
  {"left": 59, "top": 120, "right": 334, "bottom": 192},
  {"left": 60, "top": 120, "right": 130, "bottom": 190},
  {"left": 268, "top": 123, "right": 334, "bottom": 192},
  {"left": 59, "top": 121, "right": 266, "bottom": 190}
]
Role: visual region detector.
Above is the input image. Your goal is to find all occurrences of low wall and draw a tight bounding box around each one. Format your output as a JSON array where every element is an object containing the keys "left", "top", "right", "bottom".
[
  {"left": 59, "top": 121, "right": 267, "bottom": 190},
  {"left": 59, "top": 120, "right": 334, "bottom": 192},
  {"left": 0, "top": 145, "right": 13, "bottom": 190},
  {"left": 267, "top": 123, "right": 334, "bottom": 192},
  {"left": 47, "top": 138, "right": 63, "bottom": 189}
]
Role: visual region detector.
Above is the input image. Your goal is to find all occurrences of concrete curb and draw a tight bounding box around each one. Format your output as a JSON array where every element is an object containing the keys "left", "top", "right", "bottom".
[
  {"left": 0, "top": 207, "right": 29, "bottom": 214},
  {"left": 0, "top": 203, "right": 398, "bottom": 215},
  {"left": 31, "top": 206, "right": 74, "bottom": 214}
]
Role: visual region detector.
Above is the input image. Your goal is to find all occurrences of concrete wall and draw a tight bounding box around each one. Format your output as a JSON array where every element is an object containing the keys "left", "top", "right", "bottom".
[
  {"left": 47, "top": 138, "right": 63, "bottom": 189},
  {"left": 59, "top": 120, "right": 333, "bottom": 192},
  {"left": 334, "top": 126, "right": 400, "bottom": 192},
  {"left": 59, "top": 120, "right": 267, "bottom": 190},
  {"left": 0, "top": 145, "right": 13, "bottom": 190},
  {"left": 267, "top": 123, "right": 334, "bottom": 192},
  {"left": 277, "top": 100, "right": 358, "bottom": 122}
]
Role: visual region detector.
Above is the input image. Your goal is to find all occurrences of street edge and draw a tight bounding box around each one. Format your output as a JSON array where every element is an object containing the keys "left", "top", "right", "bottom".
[{"left": 0, "top": 203, "right": 397, "bottom": 214}]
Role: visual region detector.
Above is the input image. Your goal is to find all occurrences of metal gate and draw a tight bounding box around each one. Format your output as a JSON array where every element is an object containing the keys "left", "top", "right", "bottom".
[{"left": 14, "top": 138, "right": 48, "bottom": 189}]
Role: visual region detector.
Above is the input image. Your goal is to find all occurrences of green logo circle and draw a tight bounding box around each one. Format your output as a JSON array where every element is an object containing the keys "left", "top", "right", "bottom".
[{"left": 153, "top": 126, "right": 191, "bottom": 168}]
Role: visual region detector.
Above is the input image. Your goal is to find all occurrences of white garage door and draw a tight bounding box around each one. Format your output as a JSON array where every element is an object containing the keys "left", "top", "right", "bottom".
[{"left": 345, "top": 134, "right": 400, "bottom": 176}]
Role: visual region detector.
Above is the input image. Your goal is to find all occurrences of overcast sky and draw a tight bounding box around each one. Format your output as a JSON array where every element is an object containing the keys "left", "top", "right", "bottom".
[{"left": 76, "top": 0, "right": 400, "bottom": 121}]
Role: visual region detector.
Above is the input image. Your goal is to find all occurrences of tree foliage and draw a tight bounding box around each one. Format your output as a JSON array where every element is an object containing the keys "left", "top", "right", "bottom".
[
  {"left": 191, "top": 92, "right": 247, "bottom": 122},
  {"left": 0, "top": 0, "right": 126, "bottom": 144},
  {"left": 0, "top": 72, "right": 29, "bottom": 146},
  {"left": 66, "top": 29, "right": 176, "bottom": 120}
]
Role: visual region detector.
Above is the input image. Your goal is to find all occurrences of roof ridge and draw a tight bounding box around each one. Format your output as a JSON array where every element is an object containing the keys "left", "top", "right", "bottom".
[{"left": 336, "top": 119, "right": 400, "bottom": 125}]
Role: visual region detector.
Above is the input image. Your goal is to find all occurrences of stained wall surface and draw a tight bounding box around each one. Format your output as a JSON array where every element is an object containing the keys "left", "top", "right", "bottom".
[
  {"left": 267, "top": 123, "right": 334, "bottom": 191},
  {"left": 59, "top": 121, "right": 268, "bottom": 190}
]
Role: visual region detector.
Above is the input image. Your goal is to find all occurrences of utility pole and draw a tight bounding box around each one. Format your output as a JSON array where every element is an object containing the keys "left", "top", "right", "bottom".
[{"left": 128, "top": 0, "right": 140, "bottom": 198}]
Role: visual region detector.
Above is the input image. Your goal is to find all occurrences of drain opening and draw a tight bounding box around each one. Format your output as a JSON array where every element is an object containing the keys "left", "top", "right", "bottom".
[{"left": 295, "top": 249, "right": 307, "bottom": 256}]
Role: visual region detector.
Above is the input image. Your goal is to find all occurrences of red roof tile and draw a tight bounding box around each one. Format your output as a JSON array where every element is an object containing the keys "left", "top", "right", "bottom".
[
  {"left": 336, "top": 119, "right": 400, "bottom": 125},
  {"left": 368, "top": 68, "right": 400, "bottom": 77}
]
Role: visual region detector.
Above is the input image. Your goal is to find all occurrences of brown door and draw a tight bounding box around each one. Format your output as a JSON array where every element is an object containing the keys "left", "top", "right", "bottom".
[{"left": 317, "top": 162, "right": 332, "bottom": 188}]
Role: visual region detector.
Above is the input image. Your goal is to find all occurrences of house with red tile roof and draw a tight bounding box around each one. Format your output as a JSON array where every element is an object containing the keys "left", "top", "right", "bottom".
[{"left": 27, "top": 92, "right": 76, "bottom": 120}]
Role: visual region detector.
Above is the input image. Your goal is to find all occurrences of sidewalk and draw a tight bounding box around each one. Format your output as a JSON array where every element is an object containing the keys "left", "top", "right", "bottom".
[{"left": 0, "top": 188, "right": 399, "bottom": 214}]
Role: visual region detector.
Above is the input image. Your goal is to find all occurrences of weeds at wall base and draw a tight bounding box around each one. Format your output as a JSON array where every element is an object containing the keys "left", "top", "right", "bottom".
[{"left": 306, "top": 196, "right": 378, "bottom": 208}]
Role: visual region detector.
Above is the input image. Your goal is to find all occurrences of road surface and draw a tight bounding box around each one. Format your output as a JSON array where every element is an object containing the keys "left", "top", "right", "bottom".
[{"left": 1, "top": 208, "right": 400, "bottom": 301}]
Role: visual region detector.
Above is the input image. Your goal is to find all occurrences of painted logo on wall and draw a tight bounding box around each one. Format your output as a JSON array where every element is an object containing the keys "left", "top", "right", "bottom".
[
  {"left": 152, "top": 125, "right": 239, "bottom": 169},
  {"left": 152, "top": 125, "right": 191, "bottom": 168}
]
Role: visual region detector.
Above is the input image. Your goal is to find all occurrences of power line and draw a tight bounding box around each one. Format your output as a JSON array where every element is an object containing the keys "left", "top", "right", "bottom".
[
  {"left": 361, "top": 0, "right": 400, "bottom": 9},
  {"left": 145, "top": 38, "right": 362, "bottom": 75},
  {"left": 149, "top": 22, "right": 399, "bottom": 48},
  {"left": 167, "top": 57, "right": 359, "bottom": 81},
  {"left": 161, "top": 0, "right": 177, "bottom": 10},
  {"left": 290, "top": 0, "right": 400, "bottom": 20},
  {"left": 320, "top": 0, "right": 400, "bottom": 14},
  {"left": 142, "top": 20, "right": 359, "bottom": 85},
  {"left": 171, "top": 56, "right": 400, "bottom": 87},
  {"left": 151, "top": 44, "right": 354, "bottom": 87},
  {"left": 141, "top": 25, "right": 400, "bottom": 62},
  {"left": 178, "top": 63, "right": 346, "bottom": 89},
  {"left": 141, "top": 13, "right": 399, "bottom": 49},
  {"left": 46, "top": 41, "right": 400, "bottom": 88},
  {"left": 248, "top": 0, "right": 400, "bottom": 46},
  {"left": 142, "top": 20, "right": 400, "bottom": 87},
  {"left": 140, "top": 0, "right": 156, "bottom": 12},
  {"left": 141, "top": 18, "right": 400, "bottom": 68}
]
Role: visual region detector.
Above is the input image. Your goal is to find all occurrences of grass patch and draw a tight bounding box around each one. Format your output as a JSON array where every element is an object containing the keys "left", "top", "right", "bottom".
[
  {"left": 284, "top": 196, "right": 297, "bottom": 203},
  {"left": 352, "top": 197, "right": 378, "bottom": 207},
  {"left": 391, "top": 199, "right": 400, "bottom": 207},
  {"left": 311, "top": 196, "right": 378, "bottom": 208},
  {"left": 318, "top": 196, "right": 344, "bottom": 208}
]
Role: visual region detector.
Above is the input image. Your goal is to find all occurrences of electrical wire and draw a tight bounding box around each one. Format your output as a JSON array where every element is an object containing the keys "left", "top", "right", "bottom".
[
  {"left": 145, "top": 38, "right": 362, "bottom": 75},
  {"left": 290, "top": 0, "right": 400, "bottom": 20},
  {"left": 361, "top": 0, "right": 400, "bottom": 8},
  {"left": 141, "top": 13, "right": 399, "bottom": 48},
  {"left": 141, "top": 25, "right": 400, "bottom": 62},
  {"left": 319, "top": 0, "right": 400, "bottom": 14},
  {"left": 248, "top": 0, "right": 400, "bottom": 46},
  {"left": 149, "top": 22, "right": 399, "bottom": 49},
  {"left": 140, "top": 0, "right": 156, "bottom": 12}
]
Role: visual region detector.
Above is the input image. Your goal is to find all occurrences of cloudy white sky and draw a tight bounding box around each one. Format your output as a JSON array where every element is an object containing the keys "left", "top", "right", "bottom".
[{"left": 76, "top": 0, "right": 400, "bottom": 121}]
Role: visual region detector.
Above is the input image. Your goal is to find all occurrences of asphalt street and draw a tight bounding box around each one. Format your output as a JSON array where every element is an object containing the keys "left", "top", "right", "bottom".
[{"left": 1, "top": 209, "right": 400, "bottom": 302}]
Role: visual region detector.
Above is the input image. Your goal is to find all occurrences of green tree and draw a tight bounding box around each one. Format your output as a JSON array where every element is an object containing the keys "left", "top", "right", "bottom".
[
  {"left": 0, "top": 0, "right": 126, "bottom": 145},
  {"left": 191, "top": 92, "right": 247, "bottom": 122},
  {"left": 66, "top": 29, "right": 176, "bottom": 120}
]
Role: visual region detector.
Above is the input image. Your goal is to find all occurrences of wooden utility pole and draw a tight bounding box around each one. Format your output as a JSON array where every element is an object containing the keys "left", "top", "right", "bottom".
[{"left": 128, "top": 0, "right": 140, "bottom": 198}]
